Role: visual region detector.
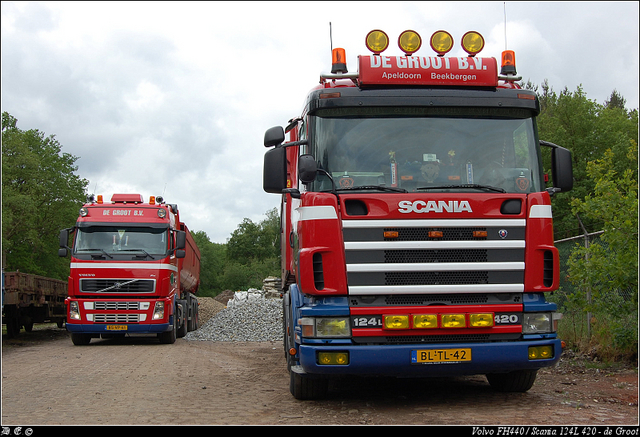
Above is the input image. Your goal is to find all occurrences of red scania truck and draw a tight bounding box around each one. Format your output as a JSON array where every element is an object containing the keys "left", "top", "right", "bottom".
[
  {"left": 59, "top": 194, "right": 200, "bottom": 345},
  {"left": 262, "top": 29, "right": 573, "bottom": 399}
]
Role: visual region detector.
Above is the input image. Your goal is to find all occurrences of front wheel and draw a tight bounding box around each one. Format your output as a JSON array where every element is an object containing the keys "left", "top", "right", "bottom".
[
  {"left": 158, "top": 312, "right": 177, "bottom": 344},
  {"left": 289, "top": 370, "right": 328, "bottom": 400},
  {"left": 71, "top": 333, "right": 92, "bottom": 346},
  {"left": 486, "top": 369, "right": 538, "bottom": 392}
]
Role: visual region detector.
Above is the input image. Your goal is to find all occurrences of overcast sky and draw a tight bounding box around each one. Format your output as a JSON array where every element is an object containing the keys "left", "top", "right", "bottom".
[{"left": 2, "top": 1, "right": 638, "bottom": 243}]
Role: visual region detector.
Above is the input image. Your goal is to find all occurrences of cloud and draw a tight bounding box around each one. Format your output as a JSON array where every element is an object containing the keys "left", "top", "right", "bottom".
[{"left": 2, "top": 1, "right": 638, "bottom": 244}]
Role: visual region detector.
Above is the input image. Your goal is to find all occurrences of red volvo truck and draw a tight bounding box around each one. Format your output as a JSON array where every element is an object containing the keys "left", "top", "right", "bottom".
[
  {"left": 59, "top": 194, "right": 200, "bottom": 345},
  {"left": 262, "top": 30, "right": 573, "bottom": 399}
]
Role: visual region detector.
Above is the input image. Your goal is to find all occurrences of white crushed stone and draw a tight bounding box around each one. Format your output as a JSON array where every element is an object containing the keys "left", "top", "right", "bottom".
[{"left": 186, "top": 289, "right": 283, "bottom": 342}]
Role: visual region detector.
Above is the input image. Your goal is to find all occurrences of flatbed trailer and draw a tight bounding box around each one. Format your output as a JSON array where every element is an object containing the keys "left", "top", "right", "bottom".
[{"left": 2, "top": 271, "right": 68, "bottom": 338}]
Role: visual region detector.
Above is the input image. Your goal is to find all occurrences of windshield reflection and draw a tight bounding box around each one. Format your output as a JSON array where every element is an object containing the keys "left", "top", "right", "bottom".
[
  {"left": 307, "top": 108, "right": 541, "bottom": 194},
  {"left": 74, "top": 227, "right": 168, "bottom": 257}
]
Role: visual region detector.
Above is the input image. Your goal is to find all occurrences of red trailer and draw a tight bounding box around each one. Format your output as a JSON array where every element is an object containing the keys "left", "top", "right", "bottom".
[{"left": 59, "top": 194, "right": 201, "bottom": 345}]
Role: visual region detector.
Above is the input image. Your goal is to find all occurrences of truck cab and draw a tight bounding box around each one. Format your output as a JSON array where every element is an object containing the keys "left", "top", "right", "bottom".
[{"left": 263, "top": 29, "right": 573, "bottom": 399}]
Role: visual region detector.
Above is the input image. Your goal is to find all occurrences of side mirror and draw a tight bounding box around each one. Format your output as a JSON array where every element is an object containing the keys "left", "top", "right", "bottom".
[
  {"left": 263, "top": 146, "right": 287, "bottom": 193},
  {"left": 58, "top": 228, "right": 73, "bottom": 257},
  {"left": 175, "top": 230, "right": 186, "bottom": 250},
  {"left": 298, "top": 154, "right": 318, "bottom": 184},
  {"left": 59, "top": 229, "right": 69, "bottom": 248},
  {"left": 541, "top": 141, "right": 573, "bottom": 193},
  {"left": 551, "top": 146, "right": 573, "bottom": 192},
  {"left": 264, "top": 126, "right": 285, "bottom": 147},
  {"left": 175, "top": 249, "right": 186, "bottom": 259}
]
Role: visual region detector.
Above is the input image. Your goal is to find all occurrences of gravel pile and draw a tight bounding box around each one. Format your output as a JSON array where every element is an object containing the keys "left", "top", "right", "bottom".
[{"left": 187, "top": 290, "right": 283, "bottom": 342}]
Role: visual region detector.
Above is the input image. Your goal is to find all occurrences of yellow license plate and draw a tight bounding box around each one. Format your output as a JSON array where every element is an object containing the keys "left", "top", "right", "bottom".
[
  {"left": 106, "top": 325, "right": 128, "bottom": 331},
  {"left": 412, "top": 348, "right": 471, "bottom": 363}
]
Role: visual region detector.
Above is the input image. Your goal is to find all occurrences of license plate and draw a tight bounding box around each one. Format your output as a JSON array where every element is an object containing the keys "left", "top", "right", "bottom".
[
  {"left": 106, "top": 325, "right": 128, "bottom": 331},
  {"left": 411, "top": 348, "right": 471, "bottom": 364}
]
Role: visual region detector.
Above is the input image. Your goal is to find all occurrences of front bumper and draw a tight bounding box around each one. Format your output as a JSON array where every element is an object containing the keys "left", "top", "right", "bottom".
[
  {"left": 66, "top": 320, "right": 172, "bottom": 335},
  {"left": 296, "top": 338, "right": 561, "bottom": 377}
]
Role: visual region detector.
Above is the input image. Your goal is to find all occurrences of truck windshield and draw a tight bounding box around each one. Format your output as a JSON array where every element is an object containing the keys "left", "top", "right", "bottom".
[
  {"left": 74, "top": 226, "right": 169, "bottom": 258},
  {"left": 307, "top": 107, "right": 542, "bottom": 194}
]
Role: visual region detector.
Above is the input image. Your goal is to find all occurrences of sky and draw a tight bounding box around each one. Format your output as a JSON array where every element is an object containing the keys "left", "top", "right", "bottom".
[{"left": 2, "top": 1, "right": 638, "bottom": 244}]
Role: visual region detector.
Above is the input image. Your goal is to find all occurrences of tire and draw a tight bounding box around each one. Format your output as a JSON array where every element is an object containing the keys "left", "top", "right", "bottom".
[
  {"left": 71, "top": 333, "right": 92, "bottom": 346},
  {"left": 486, "top": 369, "right": 538, "bottom": 392},
  {"left": 158, "top": 311, "right": 177, "bottom": 344},
  {"left": 290, "top": 370, "right": 329, "bottom": 400},
  {"left": 176, "top": 300, "right": 188, "bottom": 338},
  {"left": 5, "top": 306, "right": 20, "bottom": 338},
  {"left": 188, "top": 298, "right": 199, "bottom": 332}
]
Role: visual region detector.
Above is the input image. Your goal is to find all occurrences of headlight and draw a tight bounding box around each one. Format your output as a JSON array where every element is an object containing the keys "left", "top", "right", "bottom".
[
  {"left": 300, "top": 317, "right": 351, "bottom": 338},
  {"left": 69, "top": 301, "right": 81, "bottom": 320},
  {"left": 523, "top": 313, "right": 554, "bottom": 334},
  {"left": 152, "top": 301, "right": 165, "bottom": 320}
]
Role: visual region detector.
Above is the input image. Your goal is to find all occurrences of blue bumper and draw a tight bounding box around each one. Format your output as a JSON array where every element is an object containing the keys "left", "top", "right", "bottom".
[
  {"left": 66, "top": 322, "right": 171, "bottom": 335},
  {"left": 297, "top": 339, "right": 562, "bottom": 377}
]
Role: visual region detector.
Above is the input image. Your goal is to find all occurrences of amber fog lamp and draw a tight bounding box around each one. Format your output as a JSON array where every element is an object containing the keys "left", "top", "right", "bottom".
[
  {"left": 430, "top": 30, "right": 453, "bottom": 56},
  {"left": 461, "top": 31, "right": 484, "bottom": 56},
  {"left": 413, "top": 314, "right": 438, "bottom": 329},
  {"left": 366, "top": 29, "right": 389, "bottom": 54},
  {"left": 384, "top": 315, "right": 409, "bottom": 329},
  {"left": 398, "top": 30, "right": 422, "bottom": 55},
  {"left": 442, "top": 314, "right": 466, "bottom": 328},
  {"left": 470, "top": 313, "right": 494, "bottom": 328}
]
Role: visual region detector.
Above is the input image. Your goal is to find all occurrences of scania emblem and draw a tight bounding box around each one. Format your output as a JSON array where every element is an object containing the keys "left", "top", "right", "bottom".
[
  {"left": 398, "top": 200, "right": 472, "bottom": 214},
  {"left": 498, "top": 229, "right": 508, "bottom": 239}
]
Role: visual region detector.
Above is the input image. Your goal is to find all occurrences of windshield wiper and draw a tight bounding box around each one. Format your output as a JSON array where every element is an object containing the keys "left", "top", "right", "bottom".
[
  {"left": 416, "top": 184, "right": 506, "bottom": 193},
  {"left": 335, "top": 185, "right": 408, "bottom": 193},
  {"left": 120, "top": 249, "right": 155, "bottom": 259},
  {"left": 77, "top": 248, "right": 113, "bottom": 259}
]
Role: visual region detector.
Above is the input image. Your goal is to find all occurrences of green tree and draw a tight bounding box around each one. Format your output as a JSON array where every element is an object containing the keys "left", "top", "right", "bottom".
[
  {"left": 191, "top": 230, "right": 227, "bottom": 296},
  {"left": 566, "top": 141, "right": 638, "bottom": 358},
  {"left": 527, "top": 83, "right": 638, "bottom": 239},
  {"left": 222, "top": 208, "right": 281, "bottom": 290},
  {"left": 2, "top": 112, "right": 88, "bottom": 279},
  {"left": 227, "top": 208, "right": 281, "bottom": 264}
]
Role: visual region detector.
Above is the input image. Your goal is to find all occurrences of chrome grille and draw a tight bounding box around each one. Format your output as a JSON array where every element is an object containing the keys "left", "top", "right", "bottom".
[
  {"left": 343, "top": 218, "right": 526, "bottom": 295},
  {"left": 80, "top": 279, "right": 155, "bottom": 293},
  {"left": 93, "top": 314, "right": 139, "bottom": 323},
  {"left": 94, "top": 301, "right": 140, "bottom": 310}
]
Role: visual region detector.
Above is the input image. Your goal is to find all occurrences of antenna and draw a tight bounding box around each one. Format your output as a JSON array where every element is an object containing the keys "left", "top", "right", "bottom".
[
  {"left": 330, "top": 22, "right": 333, "bottom": 52},
  {"left": 503, "top": 2, "right": 508, "bottom": 50}
]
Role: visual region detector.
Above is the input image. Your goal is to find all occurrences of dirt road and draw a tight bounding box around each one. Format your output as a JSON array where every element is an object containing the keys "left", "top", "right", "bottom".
[{"left": 1, "top": 324, "right": 637, "bottom": 427}]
